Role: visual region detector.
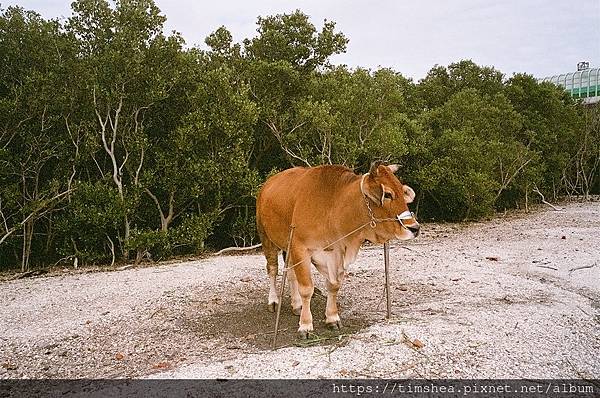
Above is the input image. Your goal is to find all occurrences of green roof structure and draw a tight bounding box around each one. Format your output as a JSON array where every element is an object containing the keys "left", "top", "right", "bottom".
[{"left": 539, "top": 64, "right": 599, "bottom": 104}]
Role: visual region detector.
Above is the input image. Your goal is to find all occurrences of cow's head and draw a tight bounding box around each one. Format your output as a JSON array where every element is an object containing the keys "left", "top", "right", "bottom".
[{"left": 361, "top": 161, "right": 420, "bottom": 241}]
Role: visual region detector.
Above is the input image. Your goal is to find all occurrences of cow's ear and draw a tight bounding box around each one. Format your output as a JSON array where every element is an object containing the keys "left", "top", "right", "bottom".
[
  {"left": 403, "top": 185, "right": 416, "bottom": 204},
  {"left": 387, "top": 164, "right": 400, "bottom": 173},
  {"left": 369, "top": 160, "right": 383, "bottom": 177},
  {"left": 363, "top": 177, "right": 384, "bottom": 206}
]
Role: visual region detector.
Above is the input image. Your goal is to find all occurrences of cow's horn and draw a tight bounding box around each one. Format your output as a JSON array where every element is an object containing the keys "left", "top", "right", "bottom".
[{"left": 369, "top": 160, "right": 383, "bottom": 176}]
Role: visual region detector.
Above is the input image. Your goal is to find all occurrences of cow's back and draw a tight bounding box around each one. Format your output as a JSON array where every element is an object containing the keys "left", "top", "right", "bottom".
[{"left": 256, "top": 165, "right": 359, "bottom": 249}]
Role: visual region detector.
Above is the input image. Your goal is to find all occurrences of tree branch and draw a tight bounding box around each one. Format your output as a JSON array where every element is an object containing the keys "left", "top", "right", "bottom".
[
  {"left": 532, "top": 186, "right": 561, "bottom": 211},
  {"left": 134, "top": 145, "right": 144, "bottom": 187},
  {"left": 265, "top": 120, "right": 312, "bottom": 167},
  {"left": 144, "top": 188, "right": 165, "bottom": 219},
  {"left": 0, "top": 189, "right": 74, "bottom": 246},
  {"left": 495, "top": 158, "right": 532, "bottom": 201}
]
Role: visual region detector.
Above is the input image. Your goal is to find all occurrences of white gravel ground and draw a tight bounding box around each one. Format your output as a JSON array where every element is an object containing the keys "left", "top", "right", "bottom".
[{"left": 1, "top": 201, "right": 598, "bottom": 379}]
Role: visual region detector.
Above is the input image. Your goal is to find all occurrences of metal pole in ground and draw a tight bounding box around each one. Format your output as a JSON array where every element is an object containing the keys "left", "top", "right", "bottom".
[
  {"left": 272, "top": 225, "right": 295, "bottom": 348},
  {"left": 384, "top": 241, "right": 392, "bottom": 319}
]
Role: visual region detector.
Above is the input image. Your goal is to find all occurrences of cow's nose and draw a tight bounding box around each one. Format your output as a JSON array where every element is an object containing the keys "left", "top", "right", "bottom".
[{"left": 407, "top": 224, "right": 420, "bottom": 236}]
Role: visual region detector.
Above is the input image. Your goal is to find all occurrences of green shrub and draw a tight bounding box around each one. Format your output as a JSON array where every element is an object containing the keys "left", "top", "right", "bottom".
[
  {"left": 170, "top": 213, "right": 216, "bottom": 253},
  {"left": 55, "top": 182, "right": 125, "bottom": 265},
  {"left": 126, "top": 229, "right": 171, "bottom": 261},
  {"left": 230, "top": 206, "right": 258, "bottom": 247}
]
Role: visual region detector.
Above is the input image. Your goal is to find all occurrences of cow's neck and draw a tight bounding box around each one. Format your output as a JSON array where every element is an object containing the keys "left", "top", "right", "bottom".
[
  {"left": 336, "top": 178, "right": 384, "bottom": 245},
  {"left": 356, "top": 178, "right": 394, "bottom": 245}
]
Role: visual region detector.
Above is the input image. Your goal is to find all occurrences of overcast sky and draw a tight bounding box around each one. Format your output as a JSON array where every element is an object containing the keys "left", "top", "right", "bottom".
[{"left": 3, "top": 0, "right": 599, "bottom": 80}]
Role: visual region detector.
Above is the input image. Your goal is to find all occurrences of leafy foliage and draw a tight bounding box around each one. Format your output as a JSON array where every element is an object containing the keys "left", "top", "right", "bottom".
[
  {"left": 0, "top": 3, "right": 596, "bottom": 270},
  {"left": 55, "top": 182, "right": 125, "bottom": 264}
]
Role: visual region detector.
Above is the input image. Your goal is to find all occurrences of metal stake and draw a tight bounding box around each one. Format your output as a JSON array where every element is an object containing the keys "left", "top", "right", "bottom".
[
  {"left": 383, "top": 241, "right": 392, "bottom": 319},
  {"left": 272, "top": 225, "right": 295, "bottom": 348}
]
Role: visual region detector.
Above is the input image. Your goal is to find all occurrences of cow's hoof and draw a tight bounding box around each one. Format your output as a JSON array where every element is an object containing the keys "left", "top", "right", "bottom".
[
  {"left": 292, "top": 306, "right": 302, "bottom": 316},
  {"left": 297, "top": 324, "right": 313, "bottom": 339},
  {"left": 268, "top": 302, "right": 278, "bottom": 312},
  {"left": 326, "top": 320, "right": 342, "bottom": 330}
]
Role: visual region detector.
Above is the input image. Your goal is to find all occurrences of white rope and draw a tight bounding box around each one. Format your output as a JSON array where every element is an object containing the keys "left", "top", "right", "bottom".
[{"left": 282, "top": 220, "right": 373, "bottom": 271}]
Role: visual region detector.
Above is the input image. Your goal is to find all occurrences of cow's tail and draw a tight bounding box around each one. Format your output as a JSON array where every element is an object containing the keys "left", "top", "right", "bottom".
[{"left": 213, "top": 243, "right": 262, "bottom": 256}]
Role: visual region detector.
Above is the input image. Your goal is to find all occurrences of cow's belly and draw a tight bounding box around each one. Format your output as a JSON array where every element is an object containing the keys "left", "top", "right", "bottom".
[{"left": 311, "top": 245, "right": 360, "bottom": 283}]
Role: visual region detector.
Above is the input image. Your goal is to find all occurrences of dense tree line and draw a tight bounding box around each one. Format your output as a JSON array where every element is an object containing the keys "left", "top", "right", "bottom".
[{"left": 1, "top": 1, "right": 598, "bottom": 271}]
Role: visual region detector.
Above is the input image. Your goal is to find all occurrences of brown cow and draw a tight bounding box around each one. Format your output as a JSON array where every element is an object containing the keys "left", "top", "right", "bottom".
[{"left": 256, "top": 161, "right": 420, "bottom": 338}]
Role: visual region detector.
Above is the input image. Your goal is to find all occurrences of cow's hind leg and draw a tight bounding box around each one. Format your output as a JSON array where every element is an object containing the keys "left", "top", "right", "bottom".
[
  {"left": 291, "top": 246, "right": 314, "bottom": 338},
  {"left": 286, "top": 252, "right": 302, "bottom": 315},
  {"left": 262, "top": 238, "right": 280, "bottom": 312}
]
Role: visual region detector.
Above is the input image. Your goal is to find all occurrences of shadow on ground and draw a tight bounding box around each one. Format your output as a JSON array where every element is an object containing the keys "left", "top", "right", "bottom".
[{"left": 181, "top": 284, "right": 373, "bottom": 350}]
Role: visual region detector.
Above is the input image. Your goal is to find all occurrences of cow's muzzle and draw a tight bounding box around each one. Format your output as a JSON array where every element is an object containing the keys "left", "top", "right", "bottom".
[
  {"left": 407, "top": 224, "right": 420, "bottom": 237},
  {"left": 397, "top": 211, "right": 420, "bottom": 237}
]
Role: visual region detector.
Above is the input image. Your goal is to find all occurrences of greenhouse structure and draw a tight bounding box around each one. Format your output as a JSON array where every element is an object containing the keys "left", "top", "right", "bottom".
[{"left": 539, "top": 65, "right": 600, "bottom": 104}]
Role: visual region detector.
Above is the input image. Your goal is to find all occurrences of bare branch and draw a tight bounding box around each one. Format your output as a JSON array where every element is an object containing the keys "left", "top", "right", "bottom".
[
  {"left": 1, "top": 116, "right": 32, "bottom": 149},
  {"left": 94, "top": 88, "right": 123, "bottom": 195},
  {"left": 106, "top": 234, "right": 115, "bottom": 267},
  {"left": 91, "top": 153, "right": 104, "bottom": 177},
  {"left": 119, "top": 137, "right": 129, "bottom": 177},
  {"left": 495, "top": 158, "right": 532, "bottom": 201},
  {"left": 532, "top": 186, "right": 561, "bottom": 211},
  {"left": 265, "top": 120, "right": 312, "bottom": 167},
  {"left": 167, "top": 191, "right": 175, "bottom": 222},
  {"left": 214, "top": 243, "right": 262, "bottom": 256},
  {"left": 134, "top": 145, "right": 144, "bottom": 187},
  {"left": 217, "top": 204, "right": 235, "bottom": 216},
  {"left": 0, "top": 188, "right": 74, "bottom": 246},
  {"left": 64, "top": 116, "right": 80, "bottom": 198},
  {"left": 172, "top": 198, "right": 195, "bottom": 222},
  {"left": 109, "top": 93, "right": 124, "bottom": 150},
  {"left": 0, "top": 198, "right": 9, "bottom": 233},
  {"left": 569, "top": 262, "right": 597, "bottom": 274},
  {"left": 288, "top": 121, "right": 307, "bottom": 135},
  {"left": 144, "top": 188, "right": 164, "bottom": 218}
]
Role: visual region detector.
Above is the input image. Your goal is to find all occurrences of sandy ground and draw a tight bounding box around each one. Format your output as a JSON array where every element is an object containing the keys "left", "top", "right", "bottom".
[{"left": 0, "top": 201, "right": 598, "bottom": 379}]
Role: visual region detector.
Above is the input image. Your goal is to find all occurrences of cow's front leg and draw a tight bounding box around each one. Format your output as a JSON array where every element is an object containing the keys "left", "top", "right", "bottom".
[
  {"left": 291, "top": 248, "right": 314, "bottom": 338},
  {"left": 312, "top": 254, "right": 346, "bottom": 330},
  {"left": 325, "top": 267, "right": 346, "bottom": 329},
  {"left": 325, "top": 279, "right": 342, "bottom": 329}
]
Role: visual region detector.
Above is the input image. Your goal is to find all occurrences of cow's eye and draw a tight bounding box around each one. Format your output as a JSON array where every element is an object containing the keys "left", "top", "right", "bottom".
[{"left": 384, "top": 192, "right": 393, "bottom": 200}]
